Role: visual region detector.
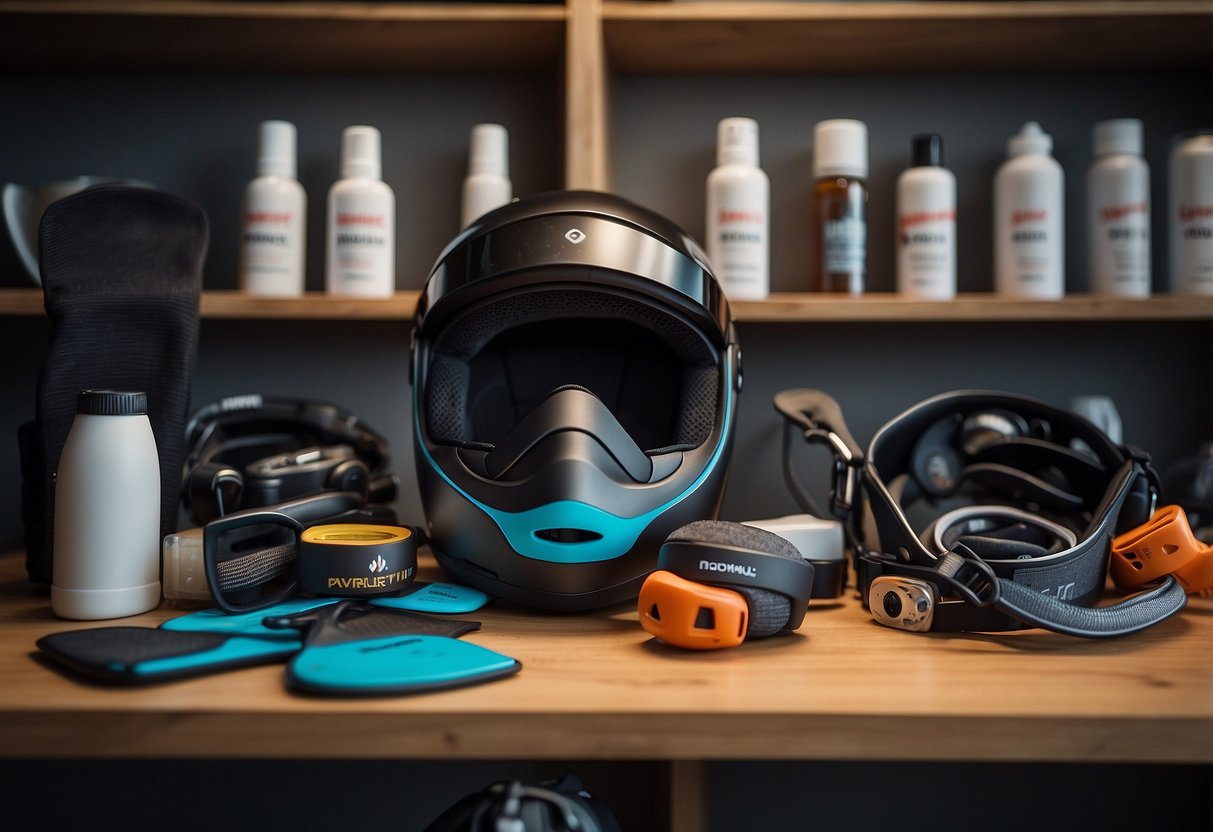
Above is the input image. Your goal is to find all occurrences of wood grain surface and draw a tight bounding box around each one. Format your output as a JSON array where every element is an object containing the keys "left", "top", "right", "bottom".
[
  {"left": 2, "top": 551, "right": 1210, "bottom": 761},
  {"left": 4, "top": 289, "right": 1212, "bottom": 323}
]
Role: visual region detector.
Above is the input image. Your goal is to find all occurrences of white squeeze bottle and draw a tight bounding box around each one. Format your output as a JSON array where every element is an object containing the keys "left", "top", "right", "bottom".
[
  {"left": 1171, "top": 129, "right": 1213, "bottom": 294},
  {"left": 239, "top": 120, "right": 307, "bottom": 296},
  {"left": 1088, "top": 118, "right": 1150, "bottom": 297},
  {"left": 706, "top": 117, "right": 770, "bottom": 300},
  {"left": 326, "top": 125, "right": 395, "bottom": 297},
  {"left": 461, "top": 123, "right": 512, "bottom": 227},
  {"left": 896, "top": 133, "right": 957, "bottom": 299},
  {"left": 52, "top": 391, "right": 161, "bottom": 620},
  {"left": 994, "top": 122, "right": 1065, "bottom": 299}
]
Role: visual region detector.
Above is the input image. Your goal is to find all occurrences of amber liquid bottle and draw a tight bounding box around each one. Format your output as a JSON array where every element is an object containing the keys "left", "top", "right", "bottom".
[{"left": 810, "top": 119, "right": 869, "bottom": 294}]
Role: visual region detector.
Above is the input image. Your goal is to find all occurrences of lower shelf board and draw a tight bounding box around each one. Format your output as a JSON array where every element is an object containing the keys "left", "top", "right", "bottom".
[{"left": 3, "top": 552, "right": 1211, "bottom": 761}]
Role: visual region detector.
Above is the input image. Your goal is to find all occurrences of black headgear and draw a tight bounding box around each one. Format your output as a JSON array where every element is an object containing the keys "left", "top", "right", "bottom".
[
  {"left": 777, "top": 388, "right": 1187, "bottom": 638},
  {"left": 181, "top": 395, "right": 395, "bottom": 525},
  {"left": 412, "top": 191, "right": 740, "bottom": 611}
]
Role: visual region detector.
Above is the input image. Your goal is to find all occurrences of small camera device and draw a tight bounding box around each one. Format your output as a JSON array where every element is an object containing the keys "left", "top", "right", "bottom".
[{"left": 868, "top": 575, "right": 935, "bottom": 632}]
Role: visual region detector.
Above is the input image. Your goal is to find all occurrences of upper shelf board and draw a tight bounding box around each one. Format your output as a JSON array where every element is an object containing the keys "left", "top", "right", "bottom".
[
  {"left": 0, "top": 2, "right": 567, "bottom": 73},
  {"left": 602, "top": 1, "right": 1213, "bottom": 73}
]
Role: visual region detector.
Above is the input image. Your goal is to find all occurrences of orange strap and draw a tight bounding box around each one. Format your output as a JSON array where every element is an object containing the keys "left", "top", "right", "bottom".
[
  {"left": 1110, "top": 505, "right": 1213, "bottom": 594},
  {"left": 637, "top": 570, "right": 749, "bottom": 650}
]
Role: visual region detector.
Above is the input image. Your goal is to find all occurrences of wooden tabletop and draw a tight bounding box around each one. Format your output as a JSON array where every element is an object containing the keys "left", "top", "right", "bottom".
[{"left": 1, "top": 550, "right": 1210, "bottom": 763}]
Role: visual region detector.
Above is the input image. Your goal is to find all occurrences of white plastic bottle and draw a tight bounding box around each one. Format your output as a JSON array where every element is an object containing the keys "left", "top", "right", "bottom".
[
  {"left": 461, "top": 123, "right": 512, "bottom": 227},
  {"left": 52, "top": 391, "right": 161, "bottom": 620},
  {"left": 706, "top": 117, "right": 770, "bottom": 300},
  {"left": 896, "top": 133, "right": 957, "bottom": 300},
  {"left": 1087, "top": 118, "right": 1150, "bottom": 297},
  {"left": 239, "top": 120, "right": 307, "bottom": 296},
  {"left": 994, "top": 122, "right": 1065, "bottom": 299},
  {"left": 326, "top": 125, "right": 395, "bottom": 297},
  {"left": 1170, "top": 129, "right": 1213, "bottom": 294}
]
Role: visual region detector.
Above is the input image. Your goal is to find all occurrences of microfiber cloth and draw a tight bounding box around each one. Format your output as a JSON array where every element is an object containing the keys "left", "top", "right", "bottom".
[{"left": 20, "top": 185, "right": 208, "bottom": 583}]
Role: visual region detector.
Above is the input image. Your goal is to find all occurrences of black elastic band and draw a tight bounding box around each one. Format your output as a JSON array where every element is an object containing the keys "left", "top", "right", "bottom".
[{"left": 995, "top": 576, "right": 1187, "bottom": 639}]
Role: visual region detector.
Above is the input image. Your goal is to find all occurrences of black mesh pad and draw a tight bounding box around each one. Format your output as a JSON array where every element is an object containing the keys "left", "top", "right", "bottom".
[
  {"left": 21, "top": 185, "right": 208, "bottom": 583},
  {"left": 424, "top": 289, "right": 719, "bottom": 454},
  {"left": 39, "top": 627, "right": 227, "bottom": 666},
  {"left": 667, "top": 521, "right": 804, "bottom": 638}
]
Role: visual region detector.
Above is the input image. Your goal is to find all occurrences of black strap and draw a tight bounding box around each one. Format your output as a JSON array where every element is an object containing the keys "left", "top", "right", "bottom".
[
  {"left": 930, "top": 549, "right": 1187, "bottom": 638},
  {"left": 995, "top": 576, "right": 1187, "bottom": 639}
]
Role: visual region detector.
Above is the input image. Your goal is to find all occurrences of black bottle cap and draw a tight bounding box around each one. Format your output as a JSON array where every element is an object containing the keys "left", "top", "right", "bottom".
[
  {"left": 77, "top": 390, "right": 148, "bottom": 416},
  {"left": 912, "top": 134, "right": 944, "bottom": 168}
]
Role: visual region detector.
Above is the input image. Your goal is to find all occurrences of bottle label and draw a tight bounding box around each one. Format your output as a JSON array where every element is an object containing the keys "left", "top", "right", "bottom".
[
  {"left": 241, "top": 195, "right": 304, "bottom": 294},
  {"left": 824, "top": 217, "right": 866, "bottom": 274},
  {"left": 1177, "top": 204, "right": 1213, "bottom": 291},
  {"left": 710, "top": 207, "right": 767, "bottom": 298},
  {"left": 897, "top": 210, "right": 955, "bottom": 296},
  {"left": 1005, "top": 208, "right": 1060, "bottom": 292},
  {"left": 1093, "top": 201, "right": 1149, "bottom": 292},
  {"left": 333, "top": 210, "right": 391, "bottom": 289}
]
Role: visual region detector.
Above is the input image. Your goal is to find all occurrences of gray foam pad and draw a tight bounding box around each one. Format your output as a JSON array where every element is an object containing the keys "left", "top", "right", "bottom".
[{"left": 667, "top": 520, "right": 804, "bottom": 638}]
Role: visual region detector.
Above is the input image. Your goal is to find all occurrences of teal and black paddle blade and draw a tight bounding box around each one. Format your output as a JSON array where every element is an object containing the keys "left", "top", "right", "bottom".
[
  {"left": 159, "top": 581, "right": 491, "bottom": 640},
  {"left": 268, "top": 601, "right": 521, "bottom": 696},
  {"left": 161, "top": 597, "right": 339, "bottom": 638},
  {"left": 371, "top": 581, "right": 491, "bottom": 614},
  {"left": 37, "top": 626, "right": 299, "bottom": 685}
]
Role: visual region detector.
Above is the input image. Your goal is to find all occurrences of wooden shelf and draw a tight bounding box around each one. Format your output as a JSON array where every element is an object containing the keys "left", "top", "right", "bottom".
[
  {"left": 0, "top": 2, "right": 567, "bottom": 72},
  {"left": 2, "top": 551, "right": 1211, "bottom": 761},
  {"left": 199, "top": 290, "right": 419, "bottom": 320},
  {"left": 0, "top": 288, "right": 419, "bottom": 320},
  {"left": 729, "top": 293, "right": 1213, "bottom": 322},
  {"left": 603, "top": 1, "right": 1213, "bottom": 73},
  {"left": 3, "top": 289, "right": 1212, "bottom": 323}
]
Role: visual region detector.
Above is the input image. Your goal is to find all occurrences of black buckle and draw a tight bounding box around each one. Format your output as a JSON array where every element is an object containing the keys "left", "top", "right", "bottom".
[
  {"left": 939, "top": 545, "right": 1001, "bottom": 607},
  {"left": 802, "top": 427, "right": 863, "bottom": 520},
  {"left": 858, "top": 546, "right": 1000, "bottom": 609}
]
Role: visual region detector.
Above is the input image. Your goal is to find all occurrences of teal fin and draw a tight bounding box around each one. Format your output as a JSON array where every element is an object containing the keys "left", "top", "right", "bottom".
[
  {"left": 161, "top": 598, "right": 339, "bottom": 638},
  {"left": 287, "top": 634, "right": 520, "bottom": 696},
  {"left": 370, "top": 581, "right": 491, "bottom": 614}
]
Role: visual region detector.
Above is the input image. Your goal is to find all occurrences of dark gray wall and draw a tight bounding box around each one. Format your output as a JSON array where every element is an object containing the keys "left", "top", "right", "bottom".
[
  {"left": 2, "top": 69, "right": 1212, "bottom": 544},
  {"left": 613, "top": 70, "right": 1213, "bottom": 293},
  {"left": 0, "top": 72, "right": 563, "bottom": 291},
  {"left": 0, "top": 71, "right": 561, "bottom": 548}
]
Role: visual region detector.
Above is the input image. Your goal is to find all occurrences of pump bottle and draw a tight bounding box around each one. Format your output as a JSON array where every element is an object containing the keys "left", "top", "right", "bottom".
[
  {"left": 1088, "top": 119, "right": 1150, "bottom": 297},
  {"left": 811, "top": 119, "right": 868, "bottom": 294},
  {"left": 462, "top": 124, "right": 512, "bottom": 228},
  {"left": 240, "top": 120, "right": 306, "bottom": 296},
  {"left": 896, "top": 134, "right": 957, "bottom": 300},
  {"left": 326, "top": 125, "right": 395, "bottom": 297},
  {"left": 994, "top": 121, "right": 1064, "bottom": 299},
  {"left": 706, "top": 117, "right": 770, "bottom": 300}
]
